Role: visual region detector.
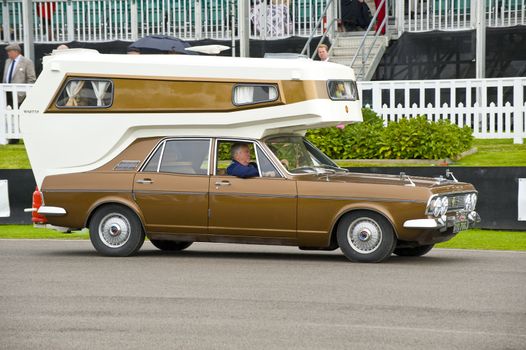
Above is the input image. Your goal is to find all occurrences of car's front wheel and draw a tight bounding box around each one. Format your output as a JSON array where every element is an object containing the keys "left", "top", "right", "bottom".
[
  {"left": 150, "top": 240, "right": 193, "bottom": 252},
  {"left": 89, "top": 205, "right": 145, "bottom": 257},
  {"left": 337, "top": 211, "right": 397, "bottom": 263},
  {"left": 394, "top": 244, "right": 434, "bottom": 257}
]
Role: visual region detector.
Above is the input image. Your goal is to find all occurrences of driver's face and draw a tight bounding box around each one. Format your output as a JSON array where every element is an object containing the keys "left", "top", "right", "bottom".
[{"left": 235, "top": 146, "right": 251, "bottom": 166}]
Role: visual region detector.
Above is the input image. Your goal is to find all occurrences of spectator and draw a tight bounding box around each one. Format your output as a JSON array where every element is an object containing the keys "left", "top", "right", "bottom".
[
  {"left": 56, "top": 44, "right": 69, "bottom": 50},
  {"left": 2, "top": 43, "right": 36, "bottom": 107},
  {"left": 374, "top": 0, "right": 386, "bottom": 34},
  {"left": 341, "top": 0, "right": 372, "bottom": 31},
  {"left": 317, "top": 44, "right": 330, "bottom": 62}
]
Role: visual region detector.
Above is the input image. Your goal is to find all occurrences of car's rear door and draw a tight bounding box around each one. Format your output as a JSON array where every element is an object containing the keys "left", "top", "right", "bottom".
[{"left": 133, "top": 138, "right": 211, "bottom": 235}]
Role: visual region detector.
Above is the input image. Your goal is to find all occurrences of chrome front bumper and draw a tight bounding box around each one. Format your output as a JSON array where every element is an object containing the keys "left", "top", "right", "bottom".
[{"left": 404, "top": 211, "right": 481, "bottom": 230}]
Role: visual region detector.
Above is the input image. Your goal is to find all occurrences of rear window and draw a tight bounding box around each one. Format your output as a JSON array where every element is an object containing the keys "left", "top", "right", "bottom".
[{"left": 56, "top": 78, "right": 113, "bottom": 108}]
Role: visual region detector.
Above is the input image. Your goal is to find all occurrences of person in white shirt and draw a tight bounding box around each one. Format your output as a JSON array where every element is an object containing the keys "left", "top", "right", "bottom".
[{"left": 317, "top": 44, "right": 330, "bottom": 62}]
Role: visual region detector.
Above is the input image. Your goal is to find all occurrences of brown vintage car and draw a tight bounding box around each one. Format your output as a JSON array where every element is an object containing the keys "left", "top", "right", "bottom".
[{"left": 37, "top": 135, "right": 480, "bottom": 262}]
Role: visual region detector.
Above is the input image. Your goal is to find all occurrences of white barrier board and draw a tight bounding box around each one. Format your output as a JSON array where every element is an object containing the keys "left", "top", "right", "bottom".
[
  {"left": 519, "top": 179, "right": 526, "bottom": 221},
  {"left": 0, "top": 180, "right": 9, "bottom": 217}
]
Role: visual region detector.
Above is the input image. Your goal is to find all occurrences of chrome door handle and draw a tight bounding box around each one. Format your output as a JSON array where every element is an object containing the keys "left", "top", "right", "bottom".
[
  {"left": 215, "top": 180, "right": 231, "bottom": 189},
  {"left": 136, "top": 178, "right": 153, "bottom": 184}
]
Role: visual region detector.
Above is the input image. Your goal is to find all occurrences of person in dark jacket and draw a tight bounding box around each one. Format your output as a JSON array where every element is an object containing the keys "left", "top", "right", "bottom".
[{"left": 226, "top": 143, "right": 259, "bottom": 178}]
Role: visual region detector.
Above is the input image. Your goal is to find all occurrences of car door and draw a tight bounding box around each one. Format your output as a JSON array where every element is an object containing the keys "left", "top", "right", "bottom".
[
  {"left": 133, "top": 138, "right": 211, "bottom": 235},
  {"left": 208, "top": 139, "right": 297, "bottom": 239}
]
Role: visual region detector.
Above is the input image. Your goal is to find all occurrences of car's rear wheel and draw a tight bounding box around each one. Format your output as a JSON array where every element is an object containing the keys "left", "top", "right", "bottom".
[
  {"left": 394, "top": 244, "right": 434, "bottom": 257},
  {"left": 337, "top": 211, "right": 396, "bottom": 263},
  {"left": 89, "top": 205, "right": 145, "bottom": 257},
  {"left": 150, "top": 240, "right": 193, "bottom": 252}
]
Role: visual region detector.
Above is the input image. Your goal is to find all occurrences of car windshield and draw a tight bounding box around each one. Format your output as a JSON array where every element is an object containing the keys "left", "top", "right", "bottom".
[{"left": 264, "top": 136, "right": 346, "bottom": 174}]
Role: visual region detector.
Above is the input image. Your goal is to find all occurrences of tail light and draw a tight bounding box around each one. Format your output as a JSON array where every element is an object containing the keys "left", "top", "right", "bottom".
[{"left": 32, "top": 186, "right": 47, "bottom": 224}]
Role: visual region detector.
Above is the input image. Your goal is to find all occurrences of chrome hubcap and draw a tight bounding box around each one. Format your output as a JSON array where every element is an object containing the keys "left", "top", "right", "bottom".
[
  {"left": 98, "top": 213, "right": 131, "bottom": 248},
  {"left": 347, "top": 218, "right": 382, "bottom": 254}
]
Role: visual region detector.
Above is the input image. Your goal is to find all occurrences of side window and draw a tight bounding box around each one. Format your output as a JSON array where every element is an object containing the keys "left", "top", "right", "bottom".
[
  {"left": 216, "top": 140, "right": 256, "bottom": 176},
  {"left": 233, "top": 84, "right": 278, "bottom": 106},
  {"left": 143, "top": 144, "right": 164, "bottom": 172},
  {"left": 256, "top": 146, "right": 281, "bottom": 178},
  {"left": 159, "top": 140, "right": 210, "bottom": 175},
  {"left": 56, "top": 79, "right": 113, "bottom": 108}
]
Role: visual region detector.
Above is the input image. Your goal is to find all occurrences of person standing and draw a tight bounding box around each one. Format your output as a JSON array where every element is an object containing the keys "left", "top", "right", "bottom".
[
  {"left": 317, "top": 44, "right": 330, "bottom": 62},
  {"left": 2, "top": 43, "right": 37, "bottom": 107}
]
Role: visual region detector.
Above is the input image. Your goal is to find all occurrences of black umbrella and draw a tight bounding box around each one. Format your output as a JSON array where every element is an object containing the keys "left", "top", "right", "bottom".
[{"left": 127, "top": 35, "right": 198, "bottom": 54}]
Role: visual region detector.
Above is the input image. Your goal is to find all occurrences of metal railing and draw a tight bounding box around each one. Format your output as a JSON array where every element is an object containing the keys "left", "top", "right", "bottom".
[
  {"left": 350, "top": 0, "right": 388, "bottom": 80},
  {"left": 299, "top": 0, "right": 337, "bottom": 58},
  {"left": 358, "top": 77, "right": 526, "bottom": 144},
  {"left": 1, "top": 0, "right": 524, "bottom": 43},
  {"left": 1, "top": 0, "right": 337, "bottom": 43},
  {"left": 3, "top": 77, "right": 525, "bottom": 144},
  {"left": 396, "top": 0, "right": 526, "bottom": 33}
]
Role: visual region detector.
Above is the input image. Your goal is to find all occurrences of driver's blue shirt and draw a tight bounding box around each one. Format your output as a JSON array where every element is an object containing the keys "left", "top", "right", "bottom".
[{"left": 226, "top": 160, "right": 259, "bottom": 178}]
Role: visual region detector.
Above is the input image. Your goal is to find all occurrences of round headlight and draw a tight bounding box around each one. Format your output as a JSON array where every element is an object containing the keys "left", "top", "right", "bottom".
[
  {"left": 440, "top": 197, "right": 449, "bottom": 216},
  {"left": 432, "top": 198, "right": 442, "bottom": 217}
]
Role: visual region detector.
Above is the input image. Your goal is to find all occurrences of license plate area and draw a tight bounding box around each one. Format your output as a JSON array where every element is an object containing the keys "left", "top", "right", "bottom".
[{"left": 453, "top": 212, "right": 469, "bottom": 233}]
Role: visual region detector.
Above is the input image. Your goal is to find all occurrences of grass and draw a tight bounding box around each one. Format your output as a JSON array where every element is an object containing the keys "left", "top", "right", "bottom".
[
  {"left": 0, "top": 225, "right": 524, "bottom": 251},
  {"left": 453, "top": 139, "right": 526, "bottom": 166},
  {"left": 0, "top": 225, "right": 89, "bottom": 239},
  {"left": 436, "top": 229, "right": 526, "bottom": 251},
  {"left": 0, "top": 142, "right": 30, "bottom": 169}
]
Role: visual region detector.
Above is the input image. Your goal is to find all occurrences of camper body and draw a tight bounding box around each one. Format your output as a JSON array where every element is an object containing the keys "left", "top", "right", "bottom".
[{"left": 21, "top": 51, "right": 479, "bottom": 262}]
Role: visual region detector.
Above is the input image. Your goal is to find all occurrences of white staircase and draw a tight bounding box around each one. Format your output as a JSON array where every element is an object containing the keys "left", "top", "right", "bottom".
[{"left": 330, "top": 32, "right": 389, "bottom": 81}]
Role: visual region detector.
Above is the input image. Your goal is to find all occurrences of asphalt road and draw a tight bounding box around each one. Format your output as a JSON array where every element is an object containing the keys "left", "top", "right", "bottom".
[{"left": 0, "top": 240, "right": 525, "bottom": 350}]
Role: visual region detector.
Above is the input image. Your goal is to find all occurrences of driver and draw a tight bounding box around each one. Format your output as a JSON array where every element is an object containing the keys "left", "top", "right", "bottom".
[{"left": 226, "top": 143, "right": 259, "bottom": 178}]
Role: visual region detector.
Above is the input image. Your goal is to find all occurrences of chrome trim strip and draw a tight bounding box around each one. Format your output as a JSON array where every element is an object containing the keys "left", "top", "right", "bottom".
[
  {"left": 211, "top": 192, "right": 296, "bottom": 199},
  {"left": 43, "top": 189, "right": 131, "bottom": 193},
  {"left": 298, "top": 195, "right": 424, "bottom": 204},
  {"left": 134, "top": 190, "right": 207, "bottom": 196}
]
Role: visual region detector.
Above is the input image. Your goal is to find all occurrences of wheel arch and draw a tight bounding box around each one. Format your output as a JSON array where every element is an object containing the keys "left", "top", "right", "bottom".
[
  {"left": 328, "top": 204, "right": 399, "bottom": 248},
  {"left": 85, "top": 197, "right": 146, "bottom": 234}
]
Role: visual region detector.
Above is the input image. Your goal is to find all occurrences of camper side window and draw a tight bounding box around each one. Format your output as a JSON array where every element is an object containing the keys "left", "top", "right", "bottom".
[
  {"left": 56, "top": 79, "right": 113, "bottom": 108},
  {"left": 233, "top": 84, "right": 278, "bottom": 106}
]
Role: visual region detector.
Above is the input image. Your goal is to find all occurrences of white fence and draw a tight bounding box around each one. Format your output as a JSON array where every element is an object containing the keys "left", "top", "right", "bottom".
[
  {"left": 2, "top": 77, "right": 525, "bottom": 144},
  {"left": 0, "top": 84, "right": 32, "bottom": 144},
  {"left": 397, "top": 0, "right": 526, "bottom": 33},
  {"left": 358, "top": 77, "right": 526, "bottom": 144}
]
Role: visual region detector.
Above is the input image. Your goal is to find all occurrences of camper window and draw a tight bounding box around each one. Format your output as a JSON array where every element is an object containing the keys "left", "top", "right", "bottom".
[
  {"left": 56, "top": 78, "right": 113, "bottom": 108},
  {"left": 327, "top": 80, "right": 359, "bottom": 101},
  {"left": 232, "top": 84, "right": 278, "bottom": 106}
]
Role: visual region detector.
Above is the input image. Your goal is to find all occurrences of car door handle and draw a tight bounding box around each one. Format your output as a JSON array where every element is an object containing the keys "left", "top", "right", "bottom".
[
  {"left": 136, "top": 178, "right": 153, "bottom": 184},
  {"left": 215, "top": 180, "right": 231, "bottom": 189}
]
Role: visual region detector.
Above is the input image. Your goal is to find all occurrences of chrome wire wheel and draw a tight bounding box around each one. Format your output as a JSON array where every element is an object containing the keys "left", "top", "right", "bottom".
[
  {"left": 347, "top": 218, "right": 383, "bottom": 255},
  {"left": 98, "top": 213, "right": 131, "bottom": 249}
]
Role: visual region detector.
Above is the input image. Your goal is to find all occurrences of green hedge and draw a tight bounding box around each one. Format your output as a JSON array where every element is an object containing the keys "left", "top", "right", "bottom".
[{"left": 305, "top": 108, "right": 474, "bottom": 160}]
